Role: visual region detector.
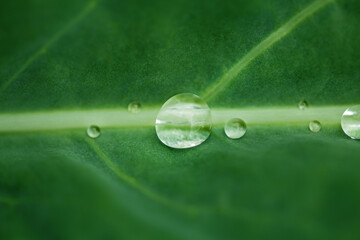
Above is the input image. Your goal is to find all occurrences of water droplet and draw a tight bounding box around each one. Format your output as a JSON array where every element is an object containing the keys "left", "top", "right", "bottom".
[
  {"left": 341, "top": 105, "right": 360, "bottom": 139},
  {"left": 87, "top": 125, "right": 101, "bottom": 138},
  {"left": 128, "top": 102, "right": 141, "bottom": 114},
  {"left": 224, "top": 118, "right": 246, "bottom": 139},
  {"left": 309, "top": 120, "right": 321, "bottom": 133},
  {"left": 298, "top": 100, "right": 308, "bottom": 110},
  {"left": 155, "top": 93, "right": 212, "bottom": 149}
]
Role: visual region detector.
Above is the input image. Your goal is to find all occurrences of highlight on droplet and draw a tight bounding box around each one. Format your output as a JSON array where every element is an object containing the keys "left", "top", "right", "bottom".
[
  {"left": 224, "top": 118, "right": 247, "bottom": 139},
  {"left": 128, "top": 102, "right": 141, "bottom": 114},
  {"left": 341, "top": 105, "right": 360, "bottom": 139},
  {"left": 87, "top": 125, "right": 101, "bottom": 138},
  {"left": 155, "top": 93, "right": 212, "bottom": 149},
  {"left": 309, "top": 120, "right": 321, "bottom": 133}
]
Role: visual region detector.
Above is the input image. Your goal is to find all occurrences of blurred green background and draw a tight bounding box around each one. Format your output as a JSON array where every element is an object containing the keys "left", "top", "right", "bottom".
[{"left": 1, "top": 0, "right": 360, "bottom": 239}]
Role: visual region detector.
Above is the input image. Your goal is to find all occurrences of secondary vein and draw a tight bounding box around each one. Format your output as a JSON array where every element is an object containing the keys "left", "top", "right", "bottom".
[
  {"left": 85, "top": 138, "right": 209, "bottom": 215},
  {"left": 201, "top": 0, "right": 333, "bottom": 101},
  {"left": 0, "top": 0, "right": 98, "bottom": 95}
]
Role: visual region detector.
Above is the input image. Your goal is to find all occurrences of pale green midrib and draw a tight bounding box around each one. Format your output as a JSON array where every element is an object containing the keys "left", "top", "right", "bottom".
[
  {"left": 0, "top": 105, "right": 350, "bottom": 132},
  {"left": 0, "top": 0, "right": 98, "bottom": 94},
  {"left": 201, "top": 0, "right": 333, "bottom": 101}
]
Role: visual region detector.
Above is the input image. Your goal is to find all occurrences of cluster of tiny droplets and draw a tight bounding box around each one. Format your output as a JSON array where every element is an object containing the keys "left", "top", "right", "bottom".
[{"left": 86, "top": 102, "right": 142, "bottom": 139}]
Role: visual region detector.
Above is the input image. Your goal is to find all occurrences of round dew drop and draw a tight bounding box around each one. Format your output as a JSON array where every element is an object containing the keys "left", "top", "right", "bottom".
[
  {"left": 155, "top": 93, "right": 212, "bottom": 149},
  {"left": 309, "top": 120, "right": 321, "bottom": 133},
  {"left": 298, "top": 100, "right": 308, "bottom": 110},
  {"left": 87, "top": 125, "right": 101, "bottom": 138},
  {"left": 341, "top": 105, "right": 360, "bottom": 139},
  {"left": 128, "top": 102, "right": 141, "bottom": 114},
  {"left": 224, "top": 118, "right": 246, "bottom": 139}
]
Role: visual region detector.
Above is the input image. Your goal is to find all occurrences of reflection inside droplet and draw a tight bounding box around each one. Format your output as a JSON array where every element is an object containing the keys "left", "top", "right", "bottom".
[
  {"left": 87, "top": 125, "right": 101, "bottom": 138},
  {"left": 155, "top": 93, "right": 212, "bottom": 149},
  {"left": 309, "top": 120, "right": 321, "bottom": 133},
  {"left": 341, "top": 105, "right": 360, "bottom": 139},
  {"left": 298, "top": 100, "right": 308, "bottom": 110},
  {"left": 128, "top": 102, "right": 141, "bottom": 114},
  {"left": 224, "top": 118, "right": 246, "bottom": 139}
]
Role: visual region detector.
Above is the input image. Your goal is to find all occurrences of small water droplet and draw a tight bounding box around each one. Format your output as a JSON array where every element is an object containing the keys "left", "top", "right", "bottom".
[
  {"left": 128, "top": 102, "right": 141, "bottom": 114},
  {"left": 155, "top": 93, "right": 212, "bottom": 149},
  {"left": 87, "top": 125, "right": 101, "bottom": 138},
  {"left": 309, "top": 120, "right": 321, "bottom": 133},
  {"left": 341, "top": 105, "right": 360, "bottom": 139},
  {"left": 224, "top": 118, "right": 246, "bottom": 139},
  {"left": 298, "top": 100, "right": 308, "bottom": 110}
]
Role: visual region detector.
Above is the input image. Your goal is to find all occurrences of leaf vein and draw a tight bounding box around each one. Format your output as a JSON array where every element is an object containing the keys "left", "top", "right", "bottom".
[
  {"left": 0, "top": 105, "right": 349, "bottom": 133},
  {"left": 84, "top": 138, "right": 210, "bottom": 215},
  {"left": 0, "top": 0, "right": 98, "bottom": 95},
  {"left": 201, "top": 0, "right": 333, "bottom": 101}
]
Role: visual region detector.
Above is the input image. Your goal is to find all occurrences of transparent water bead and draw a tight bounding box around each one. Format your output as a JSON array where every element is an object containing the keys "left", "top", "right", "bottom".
[
  {"left": 298, "top": 100, "right": 308, "bottom": 110},
  {"left": 87, "top": 125, "right": 101, "bottom": 138},
  {"left": 155, "top": 93, "right": 212, "bottom": 149},
  {"left": 128, "top": 102, "right": 141, "bottom": 114},
  {"left": 224, "top": 118, "right": 246, "bottom": 139},
  {"left": 309, "top": 120, "right": 321, "bottom": 133},
  {"left": 341, "top": 105, "right": 360, "bottom": 139}
]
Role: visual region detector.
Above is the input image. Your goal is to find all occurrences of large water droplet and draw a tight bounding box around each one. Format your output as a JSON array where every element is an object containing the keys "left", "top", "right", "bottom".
[
  {"left": 155, "top": 93, "right": 212, "bottom": 149},
  {"left": 298, "top": 100, "right": 308, "bottom": 110},
  {"left": 309, "top": 120, "right": 321, "bottom": 133},
  {"left": 128, "top": 102, "right": 141, "bottom": 114},
  {"left": 224, "top": 118, "right": 246, "bottom": 139},
  {"left": 87, "top": 125, "right": 101, "bottom": 138},
  {"left": 341, "top": 105, "right": 360, "bottom": 139}
]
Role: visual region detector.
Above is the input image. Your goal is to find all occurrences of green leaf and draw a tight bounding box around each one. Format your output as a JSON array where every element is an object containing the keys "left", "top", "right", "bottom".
[{"left": 1, "top": 0, "right": 360, "bottom": 239}]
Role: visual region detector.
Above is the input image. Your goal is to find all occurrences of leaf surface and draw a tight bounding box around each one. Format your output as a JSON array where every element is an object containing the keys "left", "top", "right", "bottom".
[{"left": 1, "top": 0, "right": 360, "bottom": 239}]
